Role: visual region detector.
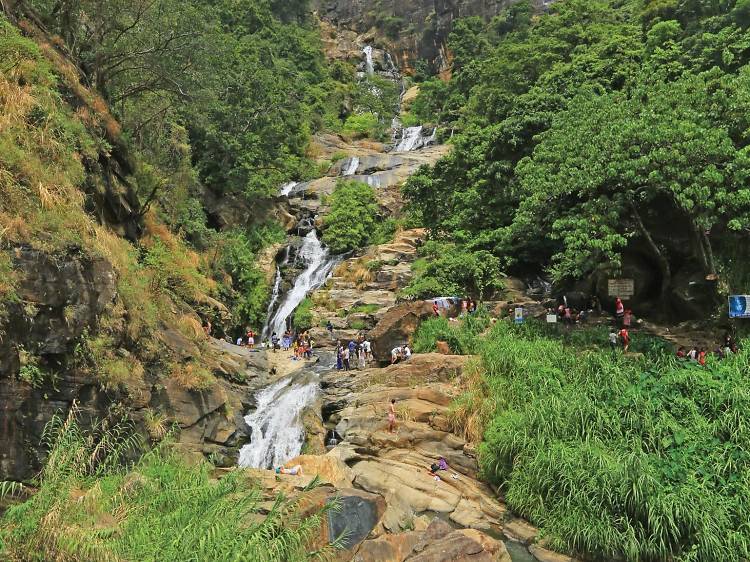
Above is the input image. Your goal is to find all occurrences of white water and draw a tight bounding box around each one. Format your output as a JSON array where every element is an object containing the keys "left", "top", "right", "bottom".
[
  {"left": 238, "top": 377, "right": 319, "bottom": 469},
  {"left": 261, "top": 247, "right": 290, "bottom": 340},
  {"left": 363, "top": 45, "right": 375, "bottom": 75},
  {"left": 394, "top": 126, "right": 438, "bottom": 152},
  {"left": 279, "top": 181, "right": 298, "bottom": 196},
  {"left": 266, "top": 230, "right": 337, "bottom": 338},
  {"left": 343, "top": 156, "right": 360, "bottom": 176}
]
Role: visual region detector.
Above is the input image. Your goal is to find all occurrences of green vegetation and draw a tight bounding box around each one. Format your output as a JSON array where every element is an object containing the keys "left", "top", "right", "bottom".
[
  {"left": 0, "top": 410, "right": 339, "bottom": 561},
  {"left": 401, "top": 241, "right": 504, "bottom": 300},
  {"left": 404, "top": 0, "right": 750, "bottom": 299},
  {"left": 322, "top": 181, "right": 385, "bottom": 254},
  {"left": 448, "top": 320, "right": 750, "bottom": 560},
  {"left": 293, "top": 297, "right": 314, "bottom": 330},
  {"left": 412, "top": 311, "right": 491, "bottom": 355}
]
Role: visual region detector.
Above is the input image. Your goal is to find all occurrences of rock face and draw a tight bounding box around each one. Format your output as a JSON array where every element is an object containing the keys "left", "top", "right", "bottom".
[
  {"left": 313, "top": 0, "right": 549, "bottom": 74},
  {"left": 0, "top": 248, "right": 117, "bottom": 377}
]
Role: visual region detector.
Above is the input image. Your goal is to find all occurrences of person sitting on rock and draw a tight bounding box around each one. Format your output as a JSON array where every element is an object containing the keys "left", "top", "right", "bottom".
[
  {"left": 402, "top": 344, "right": 412, "bottom": 361},
  {"left": 276, "top": 464, "right": 303, "bottom": 476}
]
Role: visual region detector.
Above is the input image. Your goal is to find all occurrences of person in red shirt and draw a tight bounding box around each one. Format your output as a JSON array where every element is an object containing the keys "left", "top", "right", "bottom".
[
  {"left": 432, "top": 301, "right": 440, "bottom": 317},
  {"left": 618, "top": 327, "right": 630, "bottom": 352},
  {"left": 698, "top": 349, "right": 707, "bottom": 366}
]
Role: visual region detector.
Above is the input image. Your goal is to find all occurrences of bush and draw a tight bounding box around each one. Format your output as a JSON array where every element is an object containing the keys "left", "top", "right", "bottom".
[
  {"left": 471, "top": 321, "right": 750, "bottom": 560},
  {"left": 342, "top": 112, "right": 379, "bottom": 138},
  {"left": 293, "top": 297, "right": 314, "bottom": 330},
  {"left": 322, "top": 181, "right": 381, "bottom": 254},
  {"left": 400, "top": 242, "right": 504, "bottom": 300}
]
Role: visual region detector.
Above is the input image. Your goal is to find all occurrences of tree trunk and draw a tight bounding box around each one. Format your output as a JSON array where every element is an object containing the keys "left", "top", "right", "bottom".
[
  {"left": 631, "top": 202, "right": 672, "bottom": 300},
  {"left": 687, "top": 219, "right": 711, "bottom": 276}
]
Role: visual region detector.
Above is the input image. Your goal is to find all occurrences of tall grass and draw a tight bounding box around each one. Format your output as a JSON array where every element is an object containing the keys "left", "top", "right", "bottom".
[
  {"left": 471, "top": 321, "right": 750, "bottom": 561},
  {"left": 412, "top": 309, "right": 492, "bottom": 355},
  {"left": 0, "top": 407, "right": 340, "bottom": 561}
]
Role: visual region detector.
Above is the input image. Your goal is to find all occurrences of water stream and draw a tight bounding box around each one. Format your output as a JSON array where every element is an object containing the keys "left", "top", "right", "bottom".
[
  {"left": 238, "top": 376, "right": 319, "bottom": 469},
  {"left": 363, "top": 45, "right": 374, "bottom": 75},
  {"left": 265, "top": 230, "right": 337, "bottom": 338}
]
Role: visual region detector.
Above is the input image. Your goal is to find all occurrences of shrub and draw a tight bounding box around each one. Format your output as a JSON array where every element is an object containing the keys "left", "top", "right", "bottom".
[
  {"left": 342, "top": 112, "right": 379, "bottom": 138},
  {"left": 400, "top": 242, "right": 504, "bottom": 300},
  {"left": 293, "top": 297, "right": 314, "bottom": 330},
  {"left": 412, "top": 310, "right": 491, "bottom": 355},
  {"left": 322, "top": 181, "right": 381, "bottom": 254}
]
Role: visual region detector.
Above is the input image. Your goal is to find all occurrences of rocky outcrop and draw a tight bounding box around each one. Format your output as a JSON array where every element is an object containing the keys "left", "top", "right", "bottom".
[
  {"left": 313, "top": 0, "right": 550, "bottom": 75},
  {"left": 0, "top": 248, "right": 117, "bottom": 378}
]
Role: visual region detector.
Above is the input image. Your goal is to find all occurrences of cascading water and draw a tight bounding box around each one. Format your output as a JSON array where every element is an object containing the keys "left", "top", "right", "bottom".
[
  {"left": 238, "top": 376, "right": 319, "bottom": 469},
  {"left": 342, "top": 156, "right": 360, "bottom": 176},
  {"left": 394, "top": 126, "right": 438, "bottom": 152},
  {"left": 279, "top": 181, "right": 298, "bottom": 196},
  {"left": 261, "top": 247, "right": 290, "bottom": 340},
  {"left": 363, "top": 45, "right": 375, "bottom": 75},
  {"left": 266, "top": 230, "right": 337, "bottom": 338}
]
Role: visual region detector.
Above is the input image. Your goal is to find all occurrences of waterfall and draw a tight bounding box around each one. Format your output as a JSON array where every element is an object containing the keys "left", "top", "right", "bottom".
[
  {"left": 238, "top": 377, "right": 319, "bottom": 469},
  {"left": 394, "top": 126, "right": 438, "bottom": 152},
  {"left": 342, "top": 156, "right": 360, "bottom": 176},
  {"left": 279, "top": 181, "right": 298, "bottom": 197},
  {"left": 266, "top": 230, "right": 337, "bottom": 338},
  {"left": 261, "top": 246, "right": 290, "bottom": 340},
  {"left": 363, "top": 45, "right": 375, "bottom": 75}
]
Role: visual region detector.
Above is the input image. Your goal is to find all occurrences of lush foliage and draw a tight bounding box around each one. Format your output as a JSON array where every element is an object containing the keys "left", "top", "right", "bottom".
[
  {"left": 400, "top": 241, "right": 504, "bottom": 300},
  {"left": 404, "top": 0, "right": 750, "bottom": 294},
  {"left": 0, "top": 409, "right": 339, "bottom": 561},
  {"left": 412, "top": 310, "right": 491, "bottom": 355},
  {"left": 461, "top": 321, "right": 750, "bottom": 560},
  {"left": 322, "top": 181, "right": 384, "bottom": 254}
]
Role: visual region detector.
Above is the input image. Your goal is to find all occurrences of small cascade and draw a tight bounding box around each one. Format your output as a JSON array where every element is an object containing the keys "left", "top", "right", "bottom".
[
  {"left": 261, "top": 246, "right": 290, "bottom": 340},
  {"left": 342, "top": 156, "right": 360, "bottom": 176},
  {"left": 238, "top": 376, "right": 319, "bottom": 469},
  {"left": 266, "top": 230, "right": 337, "bottom": 338},
  {"left": 394, "top": 126, "right": 438, "bottom": 152},
  {"left": 363, "top": 45, "right": 375, "bottom": 75},
  {"left": 279, "top": 181, "right": 298, "bottom": 197}
]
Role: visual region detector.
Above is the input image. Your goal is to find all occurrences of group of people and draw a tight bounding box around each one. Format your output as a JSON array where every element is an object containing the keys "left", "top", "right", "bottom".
[
  {"left": 676, "top": 333, "right": 741, "bottom": 365},
  {"left": 390, "top": 344, "right": 412, "bottom": 364},
  {"left": 235, "top": 329, "right": 257, "bottom": 349},
  {"left": 336, "top": 336, "right": 371, "bottom": 371}
]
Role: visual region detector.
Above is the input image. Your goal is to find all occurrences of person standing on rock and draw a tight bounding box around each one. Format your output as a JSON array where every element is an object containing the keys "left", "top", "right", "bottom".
[
  {"left": 358, "top": 341, "right": 366, "bottom": 369},
  {"left": 615, "top": 297, "right": 625, "bottom": 326},
  {"left": 363, "top": 338, "right": 372, "bottom": 363},
  {"left": 326, "top": 320, "right": 334, "bottom": 340},
  {"left": 433, "top": 300, "right": 440, "bottom": 317},
  {"left": 388, "top": 399, "right": 397, "bottom": 433},
  {"left": 336, "top": 341, "right": 343, "bottom": 370},
  {"left": 342, "top": 345, "right": 350, "bottom": 371}
]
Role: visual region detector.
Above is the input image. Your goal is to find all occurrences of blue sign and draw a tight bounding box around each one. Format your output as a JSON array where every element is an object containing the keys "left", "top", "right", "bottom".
[{"left": 729, "top": 295, "right": 750, "bottom": 319}]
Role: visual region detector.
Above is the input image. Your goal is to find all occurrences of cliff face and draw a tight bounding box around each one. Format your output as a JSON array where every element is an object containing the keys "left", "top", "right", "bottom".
[{"left": 313, "top": 0, "right": 541, "bottom": 73}]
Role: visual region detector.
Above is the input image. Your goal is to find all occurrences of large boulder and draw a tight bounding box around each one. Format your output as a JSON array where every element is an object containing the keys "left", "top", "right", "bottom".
[{"left": 368, "top": 302, "right": 436, "bottom": 362}]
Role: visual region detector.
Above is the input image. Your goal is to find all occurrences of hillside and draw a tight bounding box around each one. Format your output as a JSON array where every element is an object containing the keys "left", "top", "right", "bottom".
[{"left": 1, "top": 0, "right": 750, "bottom": 561}]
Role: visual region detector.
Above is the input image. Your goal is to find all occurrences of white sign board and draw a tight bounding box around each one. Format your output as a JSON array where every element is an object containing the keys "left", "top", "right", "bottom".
[
  {"left": 608, "top": 279, "right": 635, "bottom": 298},
  {"left": 514, "top": 307, "right": 524, "bottom": 324},
  {"left": 546, "top": 314, "right": 557, "bottom": 324}
]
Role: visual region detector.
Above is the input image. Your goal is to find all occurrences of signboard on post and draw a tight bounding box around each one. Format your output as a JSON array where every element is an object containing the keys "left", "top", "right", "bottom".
[
  {"left": 608, "top": 279, "right": 635, "bottom": 299},
  {"left": 514, "top": 307, "right": 524, "bottom": 324},
  {"left": 729, "top": 295, "right": 750, "bottom": 319}
]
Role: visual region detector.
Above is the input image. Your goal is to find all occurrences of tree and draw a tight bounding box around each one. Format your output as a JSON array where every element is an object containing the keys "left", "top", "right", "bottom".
[{"left": 322, "top": 181, "right": 380, "bottom": 254}]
